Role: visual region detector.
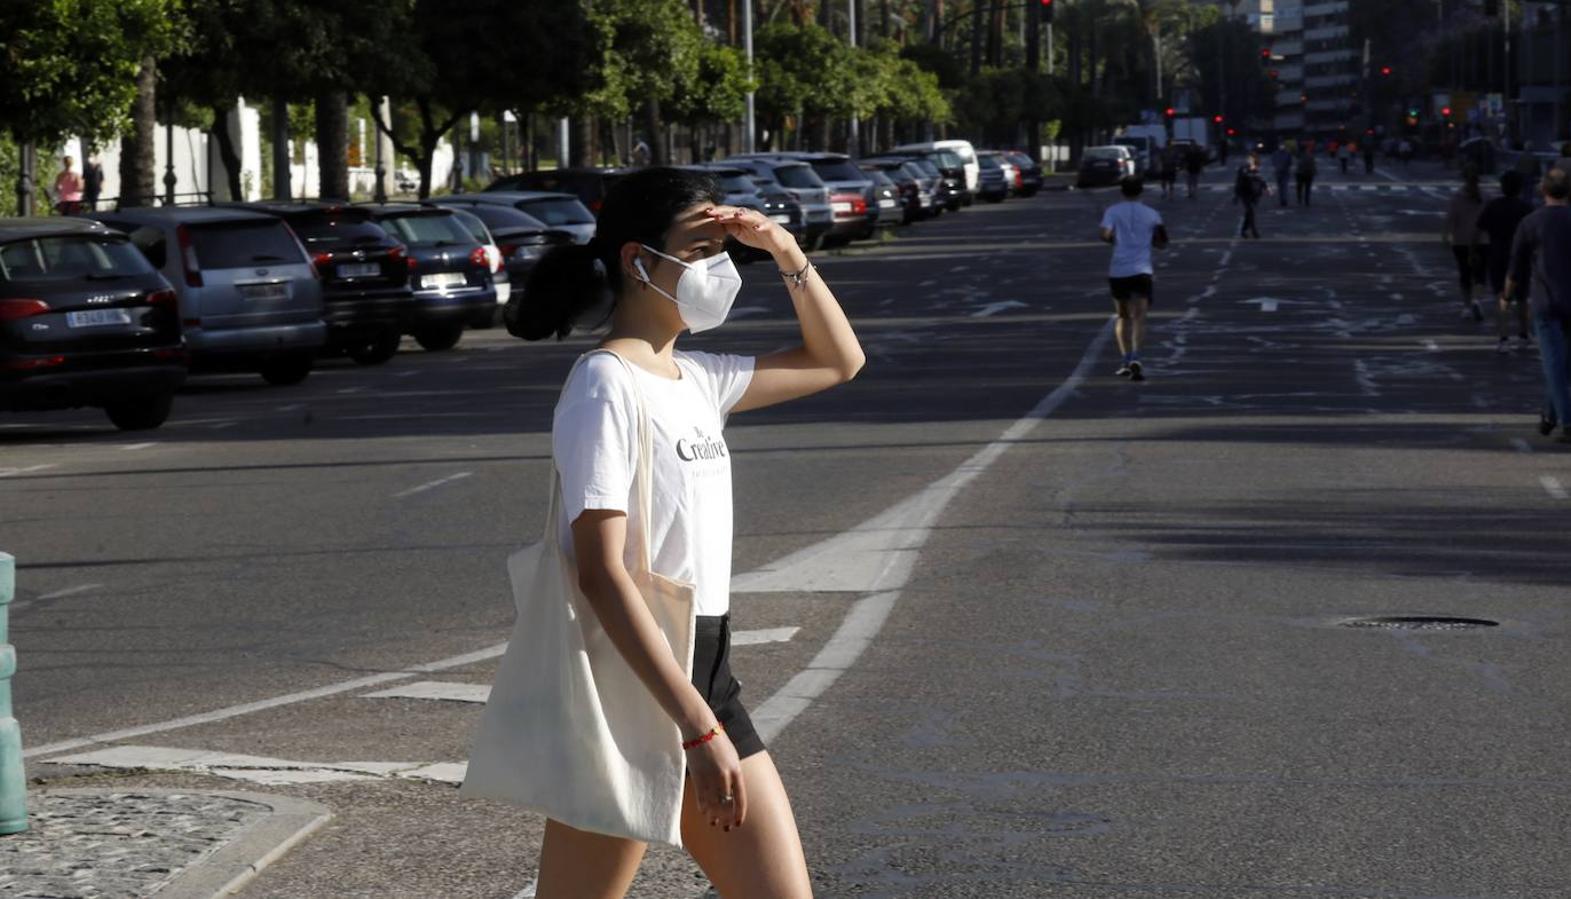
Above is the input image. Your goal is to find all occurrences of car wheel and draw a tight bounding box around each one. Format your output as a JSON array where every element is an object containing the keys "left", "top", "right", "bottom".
[
  {"left": 414, "top": 322, "right": 464, "bottom": 352},
  {"left": 347, "top": 329, "right": 402, "bottom": 365},
  {"left": 259, "top": 353, "right": 314, "bottom": 386},
  {"left": 104, "top": 392, "right": 174, "bottom": 431}
]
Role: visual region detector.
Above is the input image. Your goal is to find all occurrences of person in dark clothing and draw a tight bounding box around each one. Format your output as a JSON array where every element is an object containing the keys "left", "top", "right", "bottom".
[
  {"left": 1295, "top": 147, "right": 1317, "bottom": 206},
  {"left": 1271, "top": 146, "right": 1293, "bottom": 207},
  {"left": 82, "top": 155, "right": 103, "bottom": 211},
  {"left": 1234, "top": 155, "right": 1265, "bottom": 238},
  {"left": 1184, "top": 146, "right": 1205, "bottom": 199},
  {"left": 1363, "top": 141, "right": 1377, "bottom": 174},
  {"left": 1504, "top": 169, "right": 1571, "bottom": 441},
  {"left": 1477, "top": 170, "right": 1536, "bottom": 353}
]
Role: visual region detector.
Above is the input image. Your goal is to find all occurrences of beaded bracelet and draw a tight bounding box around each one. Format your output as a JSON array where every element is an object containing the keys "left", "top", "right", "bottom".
[
  {"left": 681, "top": 723, "right": 725, "bottom": 751},
  {"left": 779, "top": 261, "right": 813, "bottom": 289}
]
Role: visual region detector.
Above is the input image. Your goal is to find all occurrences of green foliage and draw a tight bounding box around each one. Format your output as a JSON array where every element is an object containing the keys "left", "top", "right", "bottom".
[
  {"left": 576, "top": 0, "right": 702, "bottom": 119},
  {"left": 0, "top": 0, "right": 183, "bottom": 143},
  {"left": 670, "top": 43, "right": 755, "bottom": 127},
  {"left": 754, "top": 21, "right": 855, "bottom": 121}
]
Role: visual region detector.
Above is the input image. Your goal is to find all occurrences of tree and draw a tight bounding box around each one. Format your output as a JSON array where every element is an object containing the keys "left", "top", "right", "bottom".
[
  {"left": 0, "top": 0, "right": 180, "bottom": 211},
  {"left": 754, "top": 21, "right": 856, "bottom": 149},
  {"left": 371, "top": 0, "right": 593, "bottom": 196},
  {"left": 669, "top": 42, "right": 756, "bottom": 160}
]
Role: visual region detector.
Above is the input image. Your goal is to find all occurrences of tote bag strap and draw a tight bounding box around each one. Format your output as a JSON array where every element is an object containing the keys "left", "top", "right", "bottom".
[{"left": 558, "top": 349, "right": 655, "bottom": 576}]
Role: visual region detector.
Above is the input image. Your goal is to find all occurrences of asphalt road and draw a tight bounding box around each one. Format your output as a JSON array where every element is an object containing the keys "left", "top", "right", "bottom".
[{"left": 7, "top": 161, "right": 1569, "bottom": 898}]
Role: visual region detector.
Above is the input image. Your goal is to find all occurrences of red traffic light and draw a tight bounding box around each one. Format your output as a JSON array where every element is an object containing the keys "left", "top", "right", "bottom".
[
  {"left": 1225, "top": 127, "right": 1238, "bottom": 136},
  {"left": 1268, "top": 69, "right": 1279, "bottom": 80},
  {"left": 1441, "top": 105, "right": 1453, "bottom": 117},
  {"left": 1212, "top": 114, "right": 1224, "bottom": 124},
  {"left": 1260, "top": 48, "right": 1271, "bottom": 60},
  {"left": 1379, "top": 65, "right": 1393, "bottom": 77},
  {"left": 1164, "top": 107, "right": 1176, "bottom": 118}
]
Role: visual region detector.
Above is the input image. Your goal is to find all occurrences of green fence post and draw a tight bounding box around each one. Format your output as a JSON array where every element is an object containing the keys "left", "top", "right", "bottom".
[{"left": 0, "top": 552, "right": 27, "bottom": 834}]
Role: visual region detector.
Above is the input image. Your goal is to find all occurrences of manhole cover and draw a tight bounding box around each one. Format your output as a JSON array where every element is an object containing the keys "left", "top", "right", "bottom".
[{"left": 1339, "top": 616, "right": 1499, "bottom": 631}]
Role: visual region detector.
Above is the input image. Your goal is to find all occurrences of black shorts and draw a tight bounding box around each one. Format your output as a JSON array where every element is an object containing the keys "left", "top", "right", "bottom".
[
  {"left": 1109, "top": 274, "right": 1154, "bottom": 303},
  {"left": 691, "top": 615, "right": 765, "bottom": 760}
]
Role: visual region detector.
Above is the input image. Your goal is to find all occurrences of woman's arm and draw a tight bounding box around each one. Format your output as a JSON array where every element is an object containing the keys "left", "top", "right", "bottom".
[
  {"left": 572, "top": 510, "right": 717, "bottom": 739},
  {"left": 705, "top": 207, "right": 865, "bottom": 413}
]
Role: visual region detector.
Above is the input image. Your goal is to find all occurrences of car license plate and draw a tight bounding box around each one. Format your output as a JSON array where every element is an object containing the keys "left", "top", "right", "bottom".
[
  {"left": 66, "top": 309, "right": 132, "bottom": 328},
  {"left": 769, "top": 214, "right": 791, "bottom": 224},
  {"left": 338, "top": 262, "right": 380, "bottom": 278},
  {"left": 878, "top": 198, "right": 897, "bottom": 209},
  {"left": 420, "top": 271, "right": 467, "bottom": 290},
  {"left": 831, "top": 202, "right": 853, "bottom": 214},
  {"left": 240, "top": 282, "right": 290, "bottom": 302}
]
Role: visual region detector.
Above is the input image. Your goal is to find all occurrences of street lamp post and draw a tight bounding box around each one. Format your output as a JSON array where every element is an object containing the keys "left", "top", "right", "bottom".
[{"left": 743, "top": 0, "right": 756, "bottom": 153}]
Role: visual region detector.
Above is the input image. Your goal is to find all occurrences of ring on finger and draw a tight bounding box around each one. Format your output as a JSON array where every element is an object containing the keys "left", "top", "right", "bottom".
[{"left": 720, "top": 794, "right": 734, "bottom": 804}]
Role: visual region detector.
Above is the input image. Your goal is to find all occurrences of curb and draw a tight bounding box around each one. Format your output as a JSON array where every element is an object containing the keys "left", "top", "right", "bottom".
[{"left": 42, "top": 787, "right": 331, "bottom": 899}]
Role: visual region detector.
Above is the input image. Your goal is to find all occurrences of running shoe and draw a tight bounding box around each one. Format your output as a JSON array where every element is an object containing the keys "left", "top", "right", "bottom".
[
  {"left": 1540, "top": 410, "right": 1557, "bottom": 437},
  {"left": 1115, "top": 364, "right": 1133, "bottom": 377},
  {"left": 1129, "top": 361, "right": 1145, "bottom": 382}
]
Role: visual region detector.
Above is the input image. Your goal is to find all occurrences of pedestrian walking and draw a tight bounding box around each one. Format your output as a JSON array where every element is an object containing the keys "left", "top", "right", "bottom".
[
  {"left": 1295, "top": 146, "right": 1318, "bottom": 206},
  {"left": 1098, "top": 176, "right": 1168, "bottom": 383},
  {"left": 53, "top": 156, "right": 83, "bottom": 215},
  {"left": 463, "top": 167, "right": 862, "bottom": 897},
  {"left": 1234, "top": 154, "right": 1265, "bottom": 239},
  {"left": 1362, "top": 140, "right": 1377, "bottom": 174},
  {"left": 1184, "top": 144, "right": 1205, "bottom": 200},
  {"left": 1271, "top": 145, "right": 1293, "bottom": 207},
  {"left": 1477, "top": 170, "right": 1536, "bottom": 353},
  {"left": 82, "top": 154, "right": 103, "bottom": 211},
  {"left": 1337, "top": 142, "right": 1352, "bottom": 175},
  {"left": 1158, "top": 145, "right": 1178, "bottom": 200},
  {"left": 1504, "top": 169, "right": 1571, "bottom": 441},
  {"left": 1515, "top": 143, "right": 1542, "bottom": 204},
  {"left": 1444, "top": 168, "right": 1488, "bottom": 322}
]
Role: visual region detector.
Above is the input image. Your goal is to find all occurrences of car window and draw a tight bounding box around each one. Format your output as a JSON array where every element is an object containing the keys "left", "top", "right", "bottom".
[
  {"left": 379, "top": 212, "right": 475, "bottom": 246},
  {"left": 809, "top": 158, "right": 866, "bottom": 182},
  {"left": 773, "top": 164, "right": 825, "bottom": 189},
  {"left": 934, "top": 151, "right": 963, "bottom": 169},
  {"left": 447, "top": 209, "right": 492, "bottom": 245},
  {"left": 460, "top": 204, "right": 546, "bottom": 231},
  {"left": 978, "top": 154, "right": 1002, "bottom": 170},
  {"left": 286, "top": 211, "right": 389, "bottom": 248},
  {"left": 1086, "top": 148, "right": 1123, "bottom": 160},
  {"left": 950, "top": 145, "right": 977, "bottom": 164},
  {"left": 514, "top": 197, "right": 595, "bottom": 226},
  {"left": 188, "top": 220, "right": 305, "bottom": 269},
  {"left": 714, "top": 173, "right": 757, "bottom": 194},
  {"left": 0, "top": 235, "right": 155, "bottom": 282}
]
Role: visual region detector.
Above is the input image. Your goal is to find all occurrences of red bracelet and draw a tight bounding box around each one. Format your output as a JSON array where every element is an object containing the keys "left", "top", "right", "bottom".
[{"left": 681, "top": 724, "right": 724, "bottom": 751}]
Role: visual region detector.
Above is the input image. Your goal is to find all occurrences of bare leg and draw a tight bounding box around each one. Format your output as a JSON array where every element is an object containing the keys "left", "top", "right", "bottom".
[
  {"left": 1113, "top": 301, "right": 1131, "bottom": 358},
  {"left": 535, "top": 818, "right": 646, "bottom": 899},
  {"left": 682, "top": 752, "right": 812, "bottom": 899},
  {"left": 1129, "top": 296, "right": 1150, "bottom": 355}
]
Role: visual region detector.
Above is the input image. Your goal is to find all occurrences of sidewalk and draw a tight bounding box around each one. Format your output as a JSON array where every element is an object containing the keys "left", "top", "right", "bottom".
[{"left": 0, "top": 788, "right": 329, "bottom": 899}]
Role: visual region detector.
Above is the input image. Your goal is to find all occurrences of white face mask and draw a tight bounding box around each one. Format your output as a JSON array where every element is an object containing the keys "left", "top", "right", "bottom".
[{"left": 634, "top": 245, "right": 742, "bottom": 333}]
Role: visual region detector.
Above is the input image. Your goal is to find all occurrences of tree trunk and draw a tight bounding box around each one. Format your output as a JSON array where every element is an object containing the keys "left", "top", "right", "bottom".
[
  {"left": 271, "top": 97, "right": 292, "bottom": 200},
  {"left": 118, "top": 57, "right": 158, "bottom": 207},
  {"left": 970, "top": 0, "right": 984, "bottom": 74},
  {"left": 315, "top": 90, "right": 350, "bottom": 200},
  {"left": 210, "top": 104, "right": 244, "bottom": 201},
  {"left": 643, "top": 99, "right": 665, "bottom": 165},
  {"left": 989, "top": 0, "right": 1004, "bottom": 67},
  {"left": 572, "top": 116, "right": 593, "bottom": 167},
  {"left": 929, "top": 0, "right": 943, "bottom": 45}
]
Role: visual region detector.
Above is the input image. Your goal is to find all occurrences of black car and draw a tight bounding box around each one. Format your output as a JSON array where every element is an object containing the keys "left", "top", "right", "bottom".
[
  {"left": 358, "top": 204, "right": 496, "bottom": 352},
  {"left": 677, "top": 165, "right": 791, "bottom": 263},
  {"left": 1002, "top": 151, "right": 1045, "bottom": 196},
  {"left": 861, "top": 169, "right": 902, "bottom": 228},
  {"left": 859, "top": 159, "right": 930, "bottom": 224},
  {"left": 234, "top": 201, "right": 413, "bottom": 365},
  {"left": 486, "top": 168, "right": 633, "bottom": 217},
  {"left": 0, "top": 218, "right": 186, "bottom": 430},
  {"left": 429, "top": 199, "right": 575, "bottom": 313},
  {"left": 886, "top": 150, "right": 966, "bottom": 211}
]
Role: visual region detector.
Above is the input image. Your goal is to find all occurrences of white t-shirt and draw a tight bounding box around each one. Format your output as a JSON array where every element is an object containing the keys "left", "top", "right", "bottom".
[
  {"left": 1099, "top": 201, "right": 1164, "bottom": 278},
  {"left": 553, "top": 350, "right": 755, "bottom": 618}
]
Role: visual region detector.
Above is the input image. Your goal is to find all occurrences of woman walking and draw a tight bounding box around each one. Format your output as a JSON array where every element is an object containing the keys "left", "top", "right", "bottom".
[
  {"left": 464, "top": 167, "right": 862, "bottom": 898},
  {"left": 1444, "top": 168, "right": 1487, "bottom": 321}
]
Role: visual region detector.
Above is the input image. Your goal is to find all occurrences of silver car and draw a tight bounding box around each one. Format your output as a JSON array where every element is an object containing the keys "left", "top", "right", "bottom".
[{"left": 92, "top": 207, "right": 326, "bottom": 385}]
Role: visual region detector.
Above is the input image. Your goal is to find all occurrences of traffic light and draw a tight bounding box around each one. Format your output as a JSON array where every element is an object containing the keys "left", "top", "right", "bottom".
[
  {"left": 1441, "top": 105, "right": 1453, "bottom": 118},
  {"left": 1408, "top": 106, "right": 1421, "bottom": 118},
  {"left": 1212, "top": 114, "right": 1224, "bottom": 124},
  {"left": 1040, "top": 0, "right": 1054, "bottom": 23},
  {"left": 1260, "top": 48, "right": 1272, "bottom": 62},
  {"left": 1268, "top": 69, "right": 1280, "bottom": 80},
  {"left": 1164, "top": 107, "right": 1176, "bottom": 119},
  {"left": 1379, "top": 65, "right": 1392, "bottom": 77}
]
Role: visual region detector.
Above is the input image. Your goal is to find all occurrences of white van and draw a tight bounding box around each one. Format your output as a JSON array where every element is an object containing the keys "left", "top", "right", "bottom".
[{"left": 892, "top": 139, "right": 980, "bottom": 202}]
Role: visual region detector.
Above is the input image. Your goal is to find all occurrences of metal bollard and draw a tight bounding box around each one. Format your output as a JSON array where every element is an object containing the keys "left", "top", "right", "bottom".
[{"left": 0, "top": 552, "right": 27, "bottom": 834}]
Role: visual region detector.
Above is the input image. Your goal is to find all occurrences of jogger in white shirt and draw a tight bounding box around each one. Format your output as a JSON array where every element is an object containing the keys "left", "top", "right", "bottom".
[
  {"left": 502, "top": 167, "right": 863, "bottom": 897},
  {"left": 1098, "top": 176, "right": 1169, "bottom": 382}
]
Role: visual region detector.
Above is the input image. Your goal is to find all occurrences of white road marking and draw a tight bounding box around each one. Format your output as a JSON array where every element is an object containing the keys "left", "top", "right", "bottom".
[
  {"left": 49, "top": 745, "right": 466, "bottom": 786},
  {"left": 0, "top": 464, "right": 56, "bottom": 478},
  {"left": 730, "top": 626, "right": 800, "bottom": 646},
  {"left": 120, "top": 442, "right": 157, "bottom": 451},
  {"left": 1422, "top": 339, "right": 1440, "bottom": 351},
  {"left": 1510, "top": 438, "right": 1533, "bottom": 454},
  {"left": 1541, "top": 476, "right": 1568, "bottom": 500},
  {"left": 276, "top": 404, "right": 304, "bottom": 412},
  {"left": 971, "top": 300, "right": 1028, "bottom": 317},
  {"left": 207, "top": 421, "right": 237, "bottom": 430},
  {"left": 364, "top": 681, "right": 490, "bottom": 704},
  {"left": 392, "top": 471, "right": 473, "bottom": 499},
  {"left": 336, "top": 387, "right": 365, "bottom": 395},
  {"left": 1241, "top": 297, "right": 1283, "bottom": 312},
  {"left": 26, "top": 642, "right": 508, "bottom": 760},
  {"left": 396, "top": 370, "right": 421, "bottom": 378},
  {"left": 37, "top": 583, "right": 103, "bottom": 601}
]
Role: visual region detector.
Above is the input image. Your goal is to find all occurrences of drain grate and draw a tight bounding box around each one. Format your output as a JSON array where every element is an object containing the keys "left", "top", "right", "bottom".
[{"left": 1339, "top": 615, "right": 1499, "bottom": 631}]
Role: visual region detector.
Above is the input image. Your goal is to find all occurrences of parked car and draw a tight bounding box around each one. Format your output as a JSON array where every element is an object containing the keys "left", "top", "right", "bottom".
[
  {"left": 0, "top": 217, "right": 186, "bottom": 430},
  {"left": 427, "top": 199, "right": 575, "bottom": 318},
  {"left": 445, "top": 191, "right": 596, "bottom": 245},
  {"left": 232, "top": 201, "right": 412, "bottom": 366},
  {"left": 860, "top": 168, "right": 902, "bottom": 228},
  {"left": 443, "top": 206, "right": 508, "bottom": 329},
  {"left": 859, "top": 159, "right": 931, "bottom": 224},
  {"left": 91, "top": 206, "right": 325, "bottom": 385},
  {"left": 892, "top": 139, "right": 980, "bottom": 204},
  {"left": 1112, "top": 136, "right": 1156, "bottom": 175},
  {"left": 486, "top": 168, "right": 632, "bottom": 216},
  {"left": 722, "top": 157, "right": 833, "bottom": 250},
  {"left": 730, "top": 153, "right": 875, "bottom": 244},
  {"left": 885, "top": 150, "right": 966, "bottom": 211},
  {"left": 1002, "top": 151, "right": 1044, "bottom": 196},
  {"left": 358, "top": 204, "right": 495, "bottom": 352},
  {"left": 682, "top": 165, "right": 784, "bottom": 262},
  {"left": 975, "top": 151, "right": 1011, "bottom": 202},
  {"left": 1077, "top": 146, "right": 1138, "bottom": 188}
]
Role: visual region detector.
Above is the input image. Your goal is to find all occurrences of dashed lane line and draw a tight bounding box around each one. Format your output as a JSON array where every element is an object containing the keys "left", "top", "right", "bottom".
[
  {"left": 1541, "top": 476, "right": 1568, "bottom": 500},
  {"left": 0, "top": 464, "right": 56, "bottom": 478},
  {"left": 392, "top": 471, "right": 473, "bottom": 499}
]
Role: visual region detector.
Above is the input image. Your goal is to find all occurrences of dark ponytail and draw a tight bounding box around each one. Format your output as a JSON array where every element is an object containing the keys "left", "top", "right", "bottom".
[{"left": 509, "top": 166, "right": 722, "bottom": 341}]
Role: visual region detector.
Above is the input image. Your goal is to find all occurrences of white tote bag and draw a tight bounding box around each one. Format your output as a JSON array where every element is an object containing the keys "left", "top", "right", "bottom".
[{"left": 460, "top": 350, "right": 697, "bottom": 847}]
